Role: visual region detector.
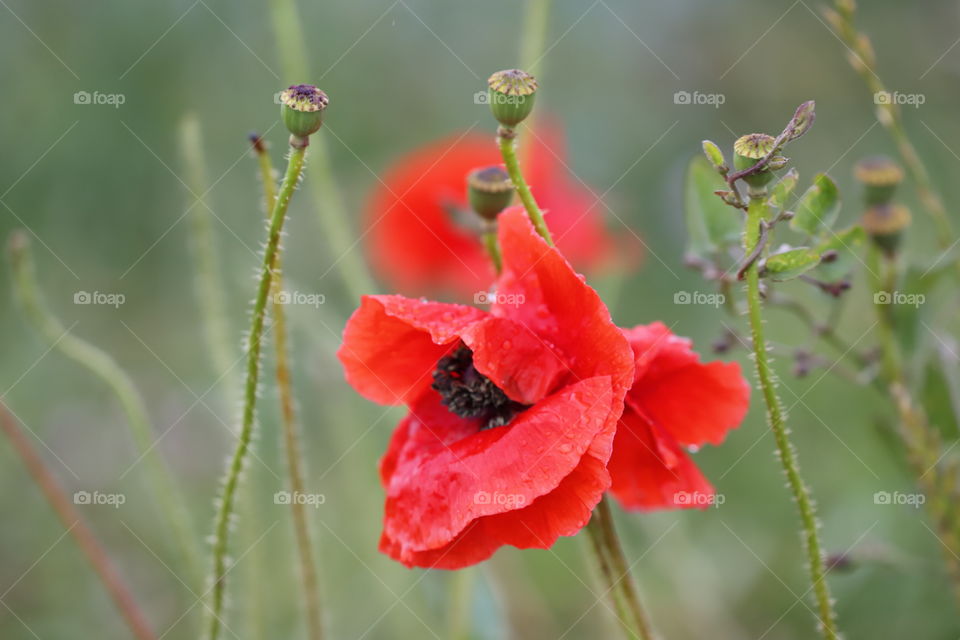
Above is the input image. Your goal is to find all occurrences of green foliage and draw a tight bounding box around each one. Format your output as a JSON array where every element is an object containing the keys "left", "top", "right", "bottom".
[
  {"left": 684, "top": 156, "right": 741, "bottom": 258},
  {"left": 814, "top": 225, "right": 865, "bottom": 281},
  {"left": 768, "top": 168, "right": 799, "bottom": 210},
  {"left": 791, "top": 173, "right": 840, "bottom": 236},
  {"left": 761, "top": 247, "right": 821, "bottom": 281}
]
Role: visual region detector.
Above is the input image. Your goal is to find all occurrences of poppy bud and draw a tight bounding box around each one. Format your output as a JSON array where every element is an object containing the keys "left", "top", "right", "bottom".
[
  {"left": 279, "top": 84, "right": 329, "bottom": 140},
  {"left": 734, "top": 133, "right": 778, "bottom": 190},
  {"left": 854, "top": 155, "right": 903, "bottom": 206},
  {"left": 467, "top": 166, "right": 514, "bottom": 221},
  {"left": 861, "top": 203, "right": 911, "bottom": 256},
  {"left": 487, "top": 69, "right": 537, "bottom": 127}
]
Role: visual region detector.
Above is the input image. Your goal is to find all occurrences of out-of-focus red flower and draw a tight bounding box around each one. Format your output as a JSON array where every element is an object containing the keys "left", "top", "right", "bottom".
[
  {"left": 339, "top": 208, "right": 634, "bottom": 569},
  {"left": 364, "top": 122, "right": 631, "bottom": 297},
  {"left": 607, "top": 323, "right": 750, "bottom": 511}
]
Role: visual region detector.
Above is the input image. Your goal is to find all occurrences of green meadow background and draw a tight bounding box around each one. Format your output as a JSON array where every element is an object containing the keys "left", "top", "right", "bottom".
[{"left": 1, "top": 0, "right": 959, "bottom": 638}]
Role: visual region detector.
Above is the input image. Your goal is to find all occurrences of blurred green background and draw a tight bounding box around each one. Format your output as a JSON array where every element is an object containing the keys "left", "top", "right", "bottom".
[{"left": 2, "top": 0, "right": 959, "bottom": 638}]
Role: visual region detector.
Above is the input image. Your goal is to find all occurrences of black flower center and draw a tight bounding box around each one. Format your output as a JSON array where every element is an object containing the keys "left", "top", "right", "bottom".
[{"left": 432, "top": 346, "right": 528, "bottom": 430}]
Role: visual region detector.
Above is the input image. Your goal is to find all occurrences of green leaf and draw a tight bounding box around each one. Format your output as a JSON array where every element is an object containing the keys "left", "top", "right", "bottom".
[
  {"left": 814, "top": 225, "right": 865, "bottom": 281},
  {"left": 790, "top": 173, "right": 840, "bottom": 236},
  {"left": 761, "top": 247, "right": 821, "bottom": 281},
  {"left": 768, "top": 168, "right": 799, "bottom": 210},
  {"left": 684, "top": 156, "right": 741, "bottom": 258}
]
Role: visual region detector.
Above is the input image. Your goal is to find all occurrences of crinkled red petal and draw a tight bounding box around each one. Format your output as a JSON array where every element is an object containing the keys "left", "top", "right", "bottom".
[
  {"left": 338, "top": 295, "right": 486, "bottom": 406},
  {"left": 607, "top": 406, "right": 715, "bottom": 511}
]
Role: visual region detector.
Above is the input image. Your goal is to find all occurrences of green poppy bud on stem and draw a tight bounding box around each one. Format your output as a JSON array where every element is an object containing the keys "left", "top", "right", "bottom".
[
  {"left": 280, "top": 84, "right": 329, "bottom": 143},
  {"left": 734, "top": 133, "right": 778, "bottom": 191},
  {"left": 467, "top": 166, "right": 514, "bottom": 221},
  {"left": 854, "top": 155, "right": 903, "bottom": 206},
  {"left": 861, "top": 203, "right": 911, "bottom": 257},
  {"left": 487, "top": 69, "right": 537, "bottom": 127}
]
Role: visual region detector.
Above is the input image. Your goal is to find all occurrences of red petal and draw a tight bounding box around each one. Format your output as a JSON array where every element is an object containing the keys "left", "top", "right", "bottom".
[
  {"left": 624, "top": 322, "right": 750, "bottom": 447},
  {"left": 379, "top": 376, "right": 615, "bottom": 560},
  {"left": 460, "top": 316, "right": 567, "bottom": 405},
  {"left": 493, "top": 208, "right": 634, "bottom": 401},
  {"left": 338, "top": 295, "right": 486, "bottom": 405},
  {"left": 380, "top": 451, "right": 609, "bottom": 569},
  {"left": 607, "top": 407, "right": 716, "bottom": 511}
]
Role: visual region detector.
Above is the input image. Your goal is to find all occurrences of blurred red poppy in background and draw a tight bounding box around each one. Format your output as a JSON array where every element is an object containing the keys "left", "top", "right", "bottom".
[
  {"left": 339, "top": 208, "right": 634, "bottom": 569},
  {"left": 364, "top": 121, "right": 637, "bottom": 297},
  {"left": 607, "top": 322, "right": 750, "bottom": 511}
]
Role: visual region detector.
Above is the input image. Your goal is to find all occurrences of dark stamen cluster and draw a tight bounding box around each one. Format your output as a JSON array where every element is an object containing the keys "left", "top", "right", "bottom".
[{"left": 432, "top": 346, "right": 528, "bottom": 430}]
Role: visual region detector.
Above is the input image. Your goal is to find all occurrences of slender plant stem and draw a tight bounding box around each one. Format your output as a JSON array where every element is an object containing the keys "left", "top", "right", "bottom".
[
  {"left": 7, "top": 233, "right": 201, "bottom": 586},
  {"left": 482, "top": 221, "right": 503, "bottom": 275},
  {"left": 827, "top": 2, "right": 956, "bottom": 249},
  {"left": 497, "top": 127, "right": 553, "bottom": 245},
  {"left": 448, "top": 569, "right": 475, "bottom": 640},
  {"left": 743, "top": 196, "right": 839, "bottom": 639},
  {"left": 517, "top": 0, "right": 552, "bottom": 164},
  {"left": 585, "top": 496, "right": 654, "bottom": 640},
  {"left": 269, "top": 0, "right": 377, "bottom": 301},
  {"left": 251, "top": 138, "right": 325, "bottom": 640},
  {"left": 867, "top": 247, "right": 960, "bottom": 607},
  {"left": 179, "top": 114, "right": 237, "bottom": 392},
  {"left": 206, "top": 139, "right": 308, "bottom": 640},
  {"left": 0, "top": 402, "right": 157, "bottom": 640}
]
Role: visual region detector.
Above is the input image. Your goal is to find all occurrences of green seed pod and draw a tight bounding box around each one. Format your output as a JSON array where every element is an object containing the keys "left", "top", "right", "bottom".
[
  {"left": 734, "top": 133, "right": 778, "bottom": 189},
  {"left": 467, "top": 166, "right": 514, "bottom": 220},
  {"left": 279, "top": 84, "right": 329, "bottom": 139},
  {"left": 854, "top": 156, "right": 903, "bottom": 206},
  {"left": 487, "top": 69, "right": 537, "bottom": 127},
  {"left": 862, "top": 203, "right": 911, "bottom": 256}
]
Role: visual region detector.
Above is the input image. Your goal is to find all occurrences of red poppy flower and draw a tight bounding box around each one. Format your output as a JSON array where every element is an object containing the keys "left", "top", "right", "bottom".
[
  {"left": 339, "top": 208, "right": 634, "bottom": 569},
  {"left": 364, "top": 121, "right": 631, "bottom": 297},
  {"left": 606, "top": 322, "right": 750, "bottom": 511}
]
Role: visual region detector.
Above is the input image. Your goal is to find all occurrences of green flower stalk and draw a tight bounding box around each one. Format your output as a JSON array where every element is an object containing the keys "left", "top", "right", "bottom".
[
  {"left": 488, "top": 69, "right": 553, "bottom": 245},
  {"left": 206, "top": 86, "right": 326, "bottom": 640},
  {"left": 269, "top": 0, "right": 378, "bottom": 301},
  {"left": 739, "top": 160, "right": 839, "bottom": 640},
  {"left": 250, "top": 132, "right": 325, "bottom": 640},
  {"left": 7, "top": 232, "right": 202, "bottom": 589},
  {"left": 178, "top": 114, "right": 237, "bottom": 394},
  {"left": 467, "top": 165, "right": 514, "bottom": 274}
]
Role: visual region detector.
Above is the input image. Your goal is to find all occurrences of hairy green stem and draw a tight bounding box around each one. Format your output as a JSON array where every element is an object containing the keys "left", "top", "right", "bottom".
[
  {"left": 252, "top": 140, "right": 325, "bottom": 640},
  {"left": 206, "top": 139, "right": 307, "bottom": 640},
  {"left": 178, "top": 114, "right": 237, "bottom": 392},
  {"left": 867, "top": 247, "right": 960, "bottom": 607},
  {"left": 0, "top": 402, "right": 157, "bottom": 640},
  {"left": 585, "top": 496, "right": 654, "bottom": 640},
  {"left": 828, "top": 2, "right": 956, "bottom": 249},
  {"left": 497, "top": 127, "right": 553, "bottom": 245},
  {"left": 448, "top": 569, "right": 475, "bottom": 640},
  {"left": 269, "top": 0, "right": 377, "bottom": 301},
  {"left": 7, "top": 233, "right": 201, "bottom": 587},
  {"left": 743, "top": 196, "right": 839, "bottom": 639}
]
